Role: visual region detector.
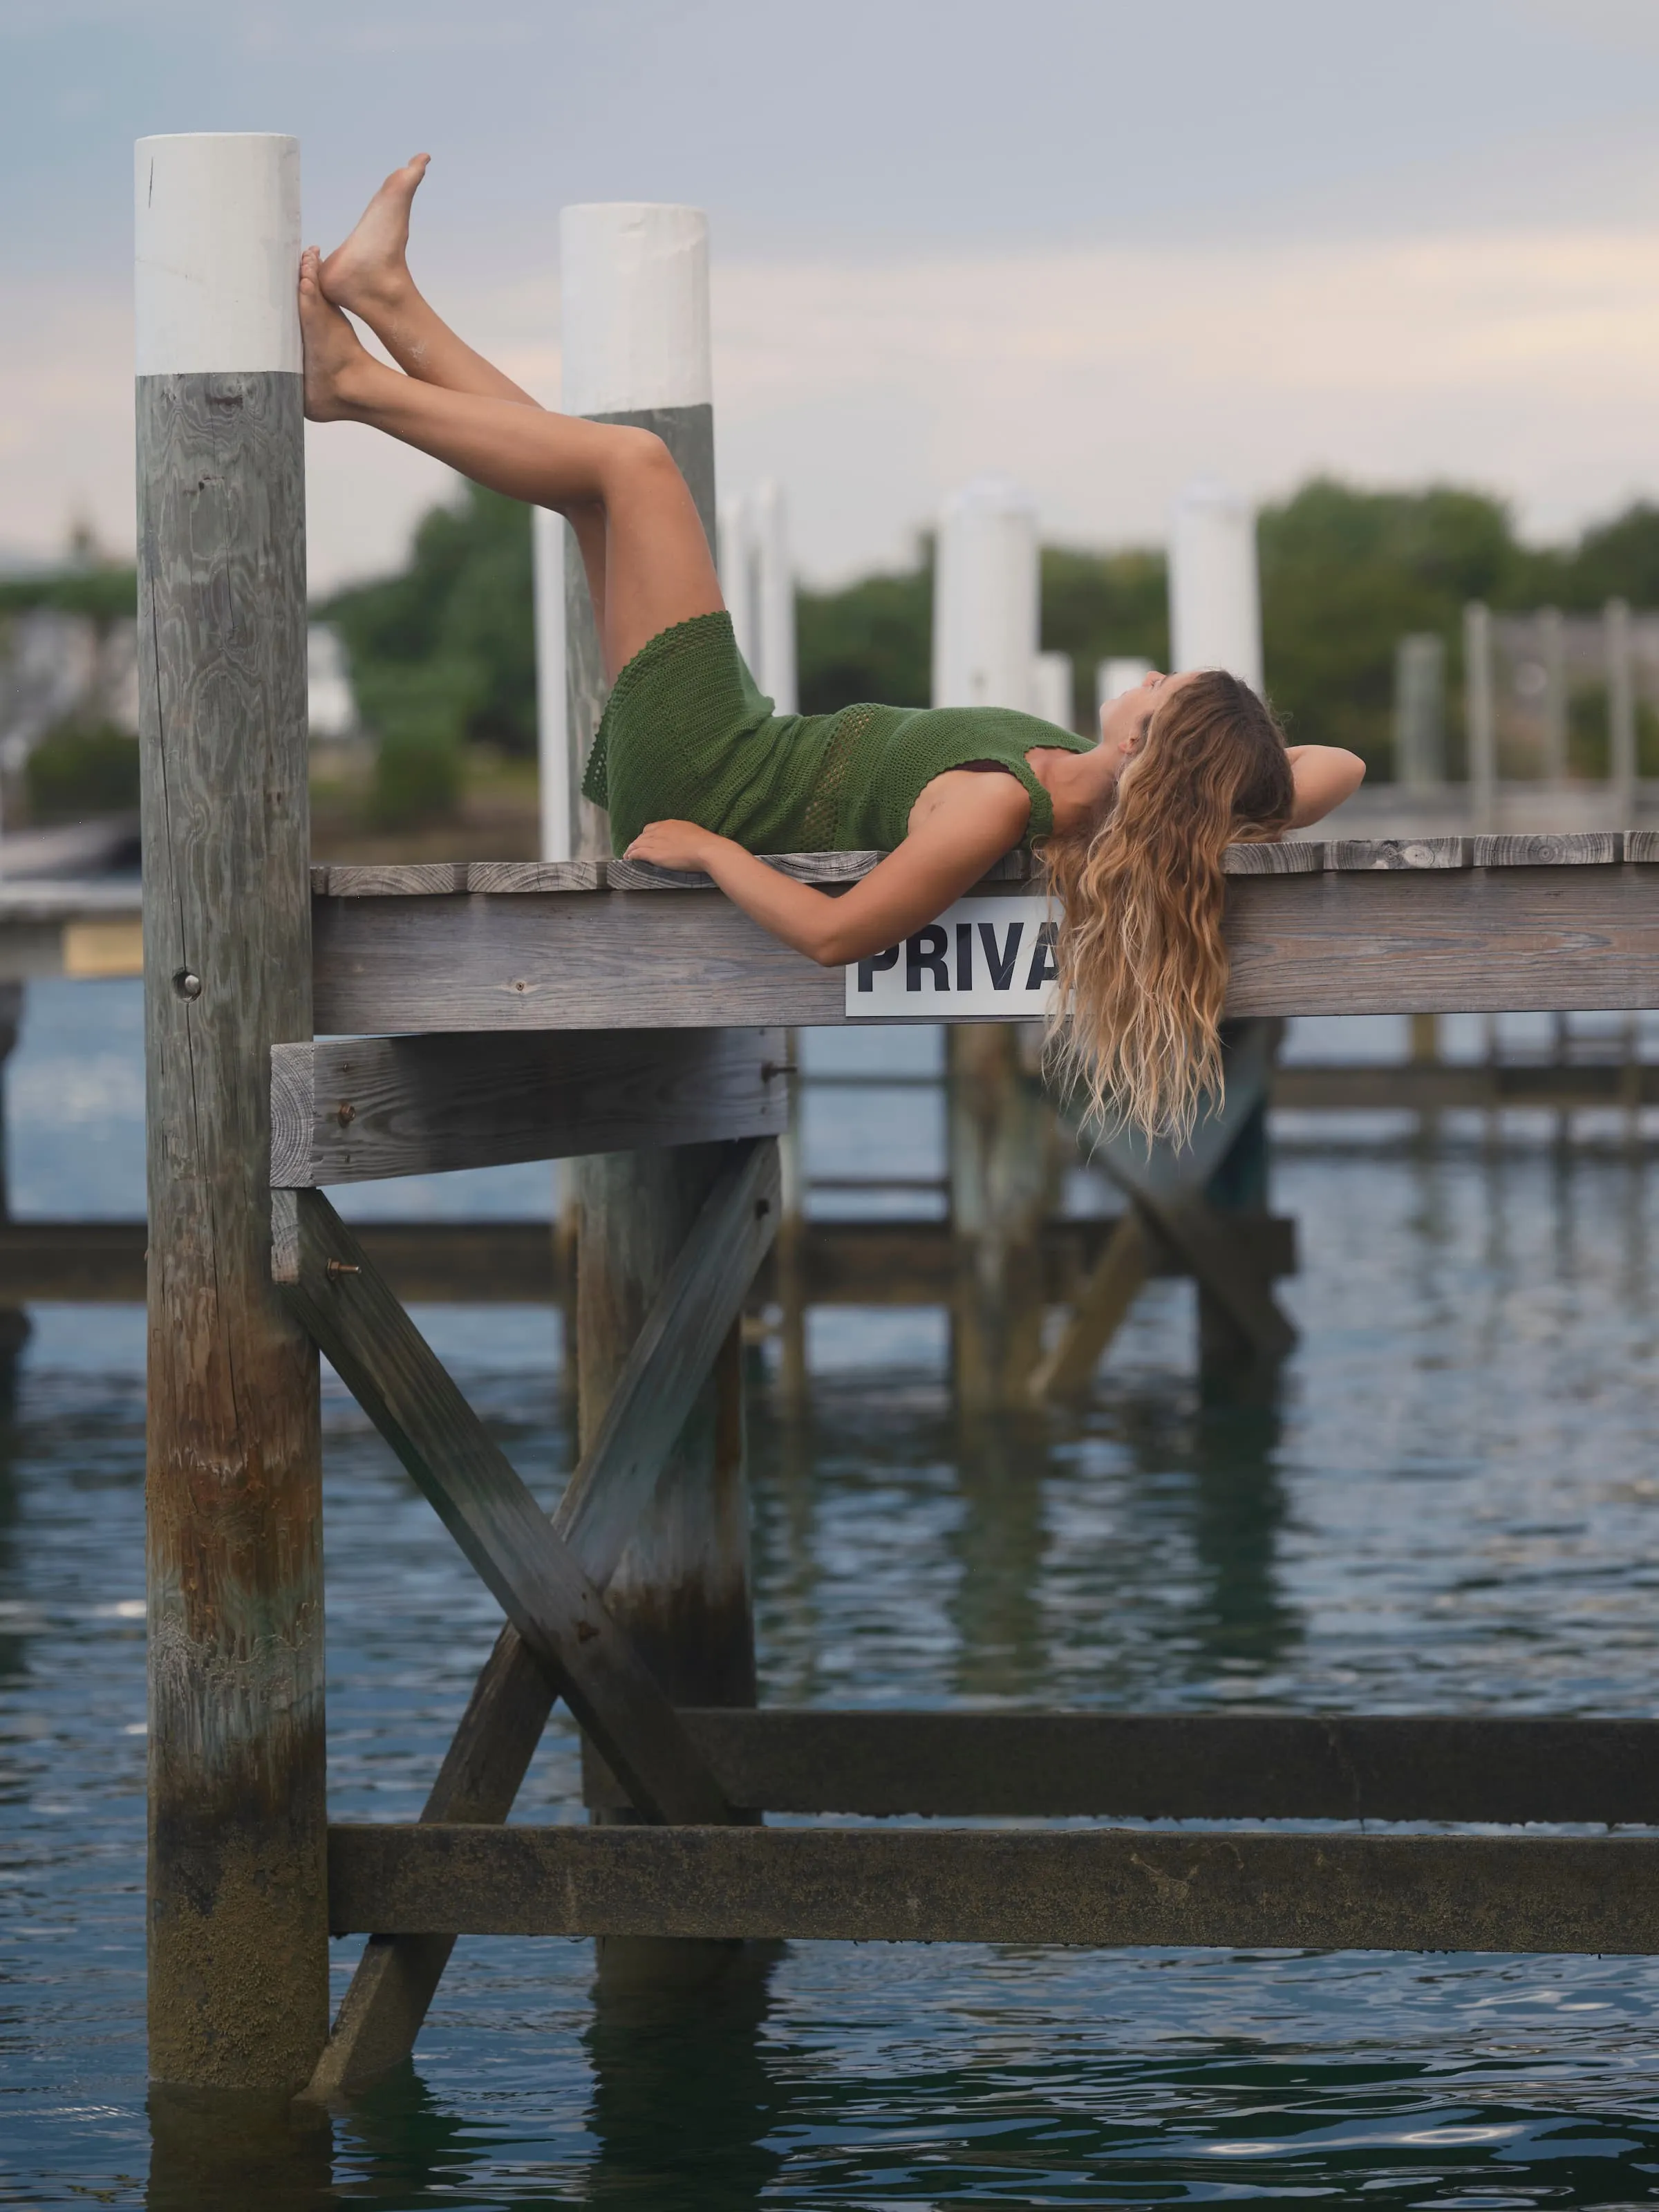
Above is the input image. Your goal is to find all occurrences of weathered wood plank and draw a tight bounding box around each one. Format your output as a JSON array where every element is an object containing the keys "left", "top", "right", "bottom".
[
  {"left": 584, "top": 1709, "right": 1659, "bottom": 1825},
  {"left": 1472, "top": 832, "right": 1620, "bottom": 868},
  {"left": 1221, "top": 840, "right": 1324, "bottom": 874},
  {"left": 313, "top": 867, "right": 1659, "bottom": 1029},
  {"left": 603, "top": 849, "right": 1040, "bottom": 892},
  {"left": 319, "top": 863, "right": 469, "bottom": 897},
  {"left": 307, "top": 1141, "right": 779, "bottom": 2096},
  {"left": 1624, "top": 830, "right": 1659, "bottom": 865},
  {"left": 274, "top": 1188, "right": 731, "bottom": 1829},
  {"left": 270, "top": 1027, "right": 787, "bottom": 1188},
  {"left": 139, "top": 363, "right": 327, "bottom": 2092},
  {"left": 606, "top": 851, "right": 879, "bottom": 891},
  {"left": 466, "top": 861, "right": 606, "bottom": 894},
  {"left": 328, "top": 1823, "right": 1659, "bottom": 1953},
  {"left": 1327, "top": 836, "right": 1469, "bottom": 870}
]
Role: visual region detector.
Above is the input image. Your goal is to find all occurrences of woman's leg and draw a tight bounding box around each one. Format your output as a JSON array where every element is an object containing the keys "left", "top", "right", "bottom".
[
  {"left": 303, "top": 175, "right": 721, "bottom": 676},
  {"left": 320, "top": 156, "right": 538, "bottom": 406}
]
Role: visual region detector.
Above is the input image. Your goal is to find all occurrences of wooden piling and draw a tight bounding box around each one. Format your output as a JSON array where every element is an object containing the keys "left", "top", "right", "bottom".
[
  {"left": 557, "top": 200, "right": 760, "bottom": 1987},
  {"left": 136, "top": 133, "right": 326, "bottom": 2090},
  {"left": 948, "top": 1024, "right": 1056, "bottom": 1409},
  {"left": 578, "top": 1146, "right": 759, "bottom": 1993}
]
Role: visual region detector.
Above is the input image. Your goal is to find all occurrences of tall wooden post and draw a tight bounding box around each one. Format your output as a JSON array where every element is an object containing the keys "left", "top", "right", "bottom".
[
  {"left": 1606, "top": 597, "right": 1637, "bottom": 832},
  {"left": 0, "top": 983, "right": 32, "bottom": 1416},
  {"left": 948, "top": 1024, "right": 1058, "bottom": 1411},
  {"left": 136, "top": 133, "right": 326, "bottom": 2091},
  {"left": 1465, "top": 601, "right": 1497, "bottom": 836},
  {"left": 1169, "top": 479, "right": 1263, "bottom": 692},
  {"left": 932, "top": 482, "right": 1054, "bottom": 1408},
  {"left": 561, "top": 204, "right": 758, "bottom": 1985}
]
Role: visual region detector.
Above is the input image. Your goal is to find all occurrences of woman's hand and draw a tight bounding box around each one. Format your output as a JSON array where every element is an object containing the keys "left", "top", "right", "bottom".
[{"left": 622, "top": 819, "right": 728, "bottom": 872}]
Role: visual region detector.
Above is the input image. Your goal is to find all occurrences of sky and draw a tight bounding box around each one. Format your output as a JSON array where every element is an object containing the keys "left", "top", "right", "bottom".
[{"left": 9, "top": 0, "right": 1659, "bottom": 590}]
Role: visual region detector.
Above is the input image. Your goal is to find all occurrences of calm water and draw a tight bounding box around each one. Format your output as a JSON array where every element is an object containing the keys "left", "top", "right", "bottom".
[{"left": 8, "top": 984, "right": 1659, "bottom": 2205}]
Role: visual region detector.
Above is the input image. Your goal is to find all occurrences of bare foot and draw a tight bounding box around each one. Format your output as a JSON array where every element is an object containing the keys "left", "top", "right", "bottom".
[
  {"left": 299, "top": 248, "right": 373, "bottom": 421},
  {"left": 319, "top": 154, "right": 430, "bottom": 317}
]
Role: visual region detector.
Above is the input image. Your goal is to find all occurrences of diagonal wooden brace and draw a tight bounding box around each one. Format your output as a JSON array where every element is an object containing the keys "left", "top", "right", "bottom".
[
  {"left": 1035, "top": 1021, "right": 1294, "bottom": 1394},
  {"left": 294, "top": 1134, "right": 782, "bottom": 2097},
  {"left": 275, "top": 1184, "right": 733, "bottom": 1828}
]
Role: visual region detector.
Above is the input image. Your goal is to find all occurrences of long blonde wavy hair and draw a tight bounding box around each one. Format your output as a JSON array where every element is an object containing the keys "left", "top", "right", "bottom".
[{"left": 1042, "top": 669, "right": 1293, "bottom": 1147}]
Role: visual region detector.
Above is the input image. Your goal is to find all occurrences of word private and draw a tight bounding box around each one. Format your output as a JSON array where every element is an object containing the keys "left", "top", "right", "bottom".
[{"left": 848, "top": 893, "right": 1058, "bottom": 1016}]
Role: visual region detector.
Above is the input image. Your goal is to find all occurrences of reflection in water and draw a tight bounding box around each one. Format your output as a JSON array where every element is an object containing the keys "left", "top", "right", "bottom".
[
  {"left": 949, "top": 1410, "right": 1051, "bottom": 1703},
  {"left": 146, "top": 2087, "right": 332, "bottom": 2212},
  {"left": 16, "top": 1089, "right": 1659, "bottom": 2201},
  {"left": 584, "top": 1950, "right": 784, "bottom": 2209},
  {"left": 1102, "top": 1367, "right": 1300, "bottom": 1688}
]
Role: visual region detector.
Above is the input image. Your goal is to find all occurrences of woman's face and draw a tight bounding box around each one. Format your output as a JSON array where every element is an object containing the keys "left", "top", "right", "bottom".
[{"left": 1096, "top": 668, "right": 1194, "bottom": 791}]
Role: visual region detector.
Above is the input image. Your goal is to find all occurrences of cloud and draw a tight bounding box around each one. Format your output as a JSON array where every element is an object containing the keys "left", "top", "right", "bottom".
[{"left": 10, "top": 220, "right": 1659, "bottom": 591}]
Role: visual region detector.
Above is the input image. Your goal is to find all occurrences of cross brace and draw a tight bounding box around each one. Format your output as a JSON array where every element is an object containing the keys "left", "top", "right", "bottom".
[{"left": 274, "top": 1136, "right": 781, "bottom": 2096}]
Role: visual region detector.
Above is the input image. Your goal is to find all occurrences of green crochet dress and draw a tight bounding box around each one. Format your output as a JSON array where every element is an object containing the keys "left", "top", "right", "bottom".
[{"left": 583, "top": 611, "right": 1093, "bottom": 856}]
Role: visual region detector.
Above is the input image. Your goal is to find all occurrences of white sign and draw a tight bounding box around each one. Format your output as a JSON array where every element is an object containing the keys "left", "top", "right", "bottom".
[{"left": 845, "top": 894, "right": 1057, "bottom": 1018}]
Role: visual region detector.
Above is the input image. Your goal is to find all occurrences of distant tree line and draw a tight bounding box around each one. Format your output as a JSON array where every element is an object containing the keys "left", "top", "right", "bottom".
[{"left": 14, "top": 476, "right": 1659, "bottom": 803}]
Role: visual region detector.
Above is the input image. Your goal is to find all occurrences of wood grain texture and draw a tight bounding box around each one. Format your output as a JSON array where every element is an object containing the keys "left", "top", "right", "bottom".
[
  {"left": 277, "top": 1190, "right": 731, "bottom": 1829},
  {"left": 311, "top": 859, "right": 1659, "bottom": 1031},
  {"left": 1624, "top": 830, "right": 1659, "bottom": 865},
  {"left": 1221, "top": 840, "right": 1324, "bottom": 875},
  {"left": 269, "top": 1027, "right": 787, "bottom": 1187},
  {"left": 328, "top": 1821, "right": 1659, "bottom": 1953},
  {"left": 1221, "top": 868, "right": 1659, "bottom": 1016},
  {"left": 465, "top": 861, "right": 605, "bottom": 893},
  {"left": 318, "top": 863, "right": 469, "bottom": 897},
  {"left": 1472, "top": 833, "right": 1620, "bottom": 867},
  {"left": 309, "top": 1141, "right": 778, "bottom": 2095},
  {"left": 1327, "top": 837, "right": 1469, "bottom": 870},
  {"left": 138, "top": 370, "right": 327, "bottom": 2092}
]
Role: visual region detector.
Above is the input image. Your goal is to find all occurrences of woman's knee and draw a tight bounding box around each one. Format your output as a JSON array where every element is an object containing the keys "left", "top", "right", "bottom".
[{"left": 605, "top": 425, "right": 678, "bottom": 491}]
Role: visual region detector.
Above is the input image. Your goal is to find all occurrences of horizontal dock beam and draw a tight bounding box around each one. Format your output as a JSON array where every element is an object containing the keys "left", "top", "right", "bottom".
[
  {"left": 584, "top": 1709, "right": 1659, "bottom": 1824},
  {"left": 328, "top": 1821, "right": 1659, "bottom": 1953},
  {"left": 0, "top": 1215, "right": 1293, "bottom": 1306},
  {"left": 270, "top": 1027, "right": 787, "bottom": 1187},
  {"left": 310, "top": 837, "right": 1659, "bottom": 1033}
]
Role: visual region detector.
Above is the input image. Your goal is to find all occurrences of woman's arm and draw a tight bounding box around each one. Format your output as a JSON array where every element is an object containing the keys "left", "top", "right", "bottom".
[
  {"left": 1287, "top": 744, "right": 1366, "bottom": 829},
  {"left": 624, "top": 774, "right": 1031, "bottom": 966}
]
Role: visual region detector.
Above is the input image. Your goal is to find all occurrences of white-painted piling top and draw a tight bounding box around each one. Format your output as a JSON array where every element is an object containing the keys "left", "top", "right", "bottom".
[
  {"left": 1169, "top": 476, "right": 1264, "bottom": 694},
  {"left": 135, "top": 133, "right": 301, "bottom": 377},
  {"left": 559, "top": 203, "right": 711, "bottom": 415}
]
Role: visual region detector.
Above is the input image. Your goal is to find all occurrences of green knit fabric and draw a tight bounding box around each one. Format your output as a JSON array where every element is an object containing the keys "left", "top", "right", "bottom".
[{"left": 583, "top": 610, "right": 1093, "bottom": 856}]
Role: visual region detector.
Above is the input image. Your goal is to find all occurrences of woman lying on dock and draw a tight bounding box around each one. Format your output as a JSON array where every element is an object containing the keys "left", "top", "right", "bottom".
[{"left": 299, "top": 158, "right": 1365, "bottom": 1138}]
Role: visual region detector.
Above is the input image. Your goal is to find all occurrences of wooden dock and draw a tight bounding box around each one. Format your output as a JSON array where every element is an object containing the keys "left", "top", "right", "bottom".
[{"left": 128, "top": 140, "right": 1659, "bottom": 2112}]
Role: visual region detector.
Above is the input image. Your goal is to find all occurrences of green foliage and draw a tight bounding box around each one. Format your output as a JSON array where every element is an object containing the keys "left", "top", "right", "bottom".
[
  {"left": 1257, "top": 478, "right": 1525, "bottom": 762},
  {"left": 1551, "top": 503, "right": 1659, "bottom": 611},
  {"left": 0, "top": 569, "right": 137, "bottom": 624},
  {"left": 324, "top": 483, "right": 536, "bottom": 756},
  {"left": 796, "top": 555, "right": 933, "bottom": 711},
  {"left": 318, "top": 470, "right": 1659, "bottom": 803},
  {"left": 1040, "top": 546, "right": 1169, "bottom": 725},
  {"left": 373, "top": 731, "right": 465, "bottom": 828},
  {"left": 26, "top": 722, "right": 140, "bottom": 823}
]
